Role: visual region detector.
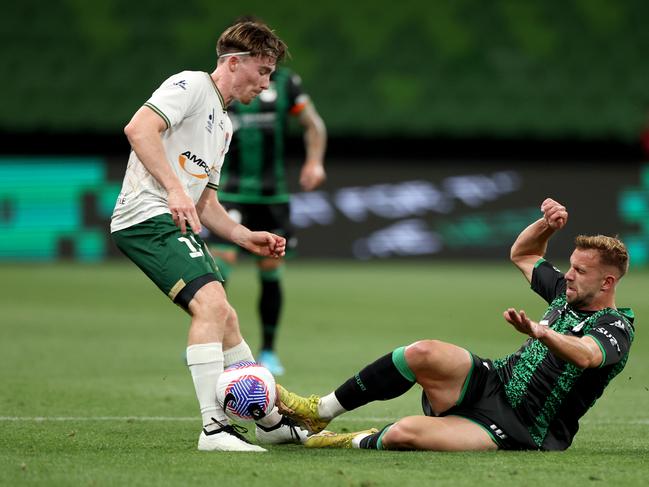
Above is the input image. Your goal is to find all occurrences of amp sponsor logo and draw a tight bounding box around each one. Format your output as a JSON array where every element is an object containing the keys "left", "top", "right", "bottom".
[{"left": 178, "top": 150, "right": 210, "bottom": 179}]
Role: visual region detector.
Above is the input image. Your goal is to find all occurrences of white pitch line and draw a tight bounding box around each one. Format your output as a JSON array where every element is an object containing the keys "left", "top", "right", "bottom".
[{"left": 1, "top": 416, "right": 649, "bottom": 425}]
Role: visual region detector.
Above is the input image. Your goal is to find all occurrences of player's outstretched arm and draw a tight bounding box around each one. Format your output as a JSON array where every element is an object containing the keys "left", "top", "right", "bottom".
[
  {"left": 231, "top": 228, "right": 286, "bottom": 258},
  {"left": 503, "top": 308, "right": 602, "bottom": 368},
  {"left": 298, "top": 101, "right": 327, "bottom": 191},
  {"left": 197, "top": 188, "right": 286, "bottom": 258},
  {"left": 510, "top": 198, "right": 568, "bottom": 282}
]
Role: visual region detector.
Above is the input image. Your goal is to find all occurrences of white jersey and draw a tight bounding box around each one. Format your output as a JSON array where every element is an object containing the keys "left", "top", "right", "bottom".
[{"left": 111, "top": 71, "right": 232, "bottom": 232}]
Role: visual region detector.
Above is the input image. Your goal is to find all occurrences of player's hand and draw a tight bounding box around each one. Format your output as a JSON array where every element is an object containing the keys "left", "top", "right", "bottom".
[
  {"left": 503, "top": 308, "right": 547, "bottom": 339},
  {"left": 540, "top": 198, "right": 568, "bottom": 230},
  {"left": 300, "top": 162, "right": 326, "bottom": 191},
  {"left": 168, "top": 188, "right": 201, "bottom": 234},
  {"left": 234, "top": 228, "right": 286, "bottom": 258}
]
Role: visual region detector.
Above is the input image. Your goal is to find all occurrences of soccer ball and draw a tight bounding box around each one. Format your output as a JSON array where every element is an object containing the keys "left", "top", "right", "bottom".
[{"left": 216, "top": 361, "right": 276, "bottom": 421}]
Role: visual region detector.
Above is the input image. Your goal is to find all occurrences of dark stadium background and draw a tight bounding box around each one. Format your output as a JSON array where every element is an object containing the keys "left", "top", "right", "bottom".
[{"left": 2, "top": 0, "right": 648, "bottom": 265}]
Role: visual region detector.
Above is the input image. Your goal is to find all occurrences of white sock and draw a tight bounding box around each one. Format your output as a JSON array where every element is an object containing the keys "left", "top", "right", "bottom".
[
  {"left": 186, "top": 342, "right": 226, "bottom": 426},
  {"left": 256, "top": 406, "right": 283, "bottom": 428},
  {"left": 317, "top": 392, "right": 347, "bottom": 419},
  {"left": 223, "top": 339, "right": 255, "bottom": 368}
]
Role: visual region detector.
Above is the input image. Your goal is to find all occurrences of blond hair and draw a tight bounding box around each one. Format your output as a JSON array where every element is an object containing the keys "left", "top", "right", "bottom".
[
  {"left": 217, "top": 21, "right": 287, "bottom": 62},
  {"left": 575, "top": 235, "right": 629, "bottom": 277}
]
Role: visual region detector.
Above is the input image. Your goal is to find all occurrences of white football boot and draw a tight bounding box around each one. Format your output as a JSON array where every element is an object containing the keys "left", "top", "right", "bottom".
[
  {"left": 198, "top": 420, "right": 266, "bottom": 452},
  {"left": 255, "top": 416, "right": 310, "bottom": 444}
]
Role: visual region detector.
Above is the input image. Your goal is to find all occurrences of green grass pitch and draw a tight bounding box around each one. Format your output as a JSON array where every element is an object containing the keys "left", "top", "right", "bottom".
[{"left": 1, "top": 260, "right": 648, "bottom": 486}]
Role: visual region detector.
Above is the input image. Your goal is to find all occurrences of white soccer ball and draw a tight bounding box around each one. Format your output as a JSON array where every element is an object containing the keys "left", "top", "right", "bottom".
[{"left": 216, "top": 361, "right": 276, "bottom": 421}]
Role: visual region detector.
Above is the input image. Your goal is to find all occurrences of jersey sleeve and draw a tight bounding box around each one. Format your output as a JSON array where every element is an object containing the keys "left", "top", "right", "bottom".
[
  {"left": 531, "top": 258, "right": 567, "bottom": 304},
  {"left": 586, "top": 314, "right": 633, "bottom": 367},
  {"left": 287, "top": 72, "right": 310, "bottom": 116},
  {"left": 144, "top": 71, "right": 204, "bottom": 129}
]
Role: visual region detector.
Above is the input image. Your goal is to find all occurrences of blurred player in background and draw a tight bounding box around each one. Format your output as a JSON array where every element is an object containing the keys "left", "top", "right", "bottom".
[
  {"left": 111, "top": 20, "right": 308, "bottom": 452},
  {"left": 277, "top": 198, "right": 635, "bottom": 452},
  {"left": 641, "top": 119, "right": 649, "bottom": 158},
  {"left": 205, "top": 17, "right": 327, "bottom": 376}
]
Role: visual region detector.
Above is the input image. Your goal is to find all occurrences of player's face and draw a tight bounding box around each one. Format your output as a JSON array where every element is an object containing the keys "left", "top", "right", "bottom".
[
  {"left": 231, "top": 55, "right": 275, "bottom": 105},
  {"left": 564, "top": 248, "right": 608, "bottom": 309}
]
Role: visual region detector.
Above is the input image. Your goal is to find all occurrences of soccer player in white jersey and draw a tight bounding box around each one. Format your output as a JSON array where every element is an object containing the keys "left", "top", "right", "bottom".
[{"left": 111, "top": 21, "right": 307, "bottom": 452}]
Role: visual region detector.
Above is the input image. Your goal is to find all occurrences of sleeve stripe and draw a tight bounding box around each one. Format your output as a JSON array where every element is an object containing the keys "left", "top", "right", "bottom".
[
  {"left": 143, "top": 102, "right": 171, "bottom": 129},
  {"left": 206, "top": 183, "right": 219, "bottom": 190},
  {"left": 585, "top": 334, "right": 607, "bottom": 368},
  {"left": 534, "top": 258, "right": 546, "bottom": 269}
]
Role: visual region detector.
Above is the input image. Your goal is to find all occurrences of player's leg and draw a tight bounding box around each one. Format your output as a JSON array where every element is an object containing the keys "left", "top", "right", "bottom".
[
  {"left": 218, "top": 294, "right": 308, "bottom": 444},
  {"left": 185, "top": 284, "right": 263, "bottom": 452},
  {"left": 183, "top": 281, "right": 231, "bottom": 427},
  {"left": 277, "top": 347, "right": 417, "bottom": 433},
  {"left": 113, "top": 215, "right": 264, "bottom": 452},
  {"left": 277, "top": 346, "right": 417, "bottom": 433},
  {"left": 403, "top": 339, "right": 473, "bottom": 415},
  {"left": 255, "top": 202, "right": 293, "bottom": 375},
  {"left": 256, "top": 257, "right": 285, "bottom": 375},
  {"left": 383, "top": 415, "right": 497, "bottom": 451},
  {"left": 305, "top": 415, "right": 497, "bottom": 451},
  {"left": 177, "top": 249, "right": 265, "bottom": 452},
  {"left": 277, "top": 340, "right": 471, "bottom": 433}
]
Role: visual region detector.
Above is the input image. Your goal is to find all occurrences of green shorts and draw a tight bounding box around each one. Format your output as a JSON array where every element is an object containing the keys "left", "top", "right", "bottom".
[{"left": 112, "top": 214, "right": 224, "bottom": 308}]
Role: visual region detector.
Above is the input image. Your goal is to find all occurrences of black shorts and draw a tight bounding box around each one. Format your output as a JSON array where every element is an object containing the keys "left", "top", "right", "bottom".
[
  {"left": 204, "top": 202, "right": 296, "bottom": 252},
  {"left": 421, "top": 353, "right": 538, "bottom": 450}
]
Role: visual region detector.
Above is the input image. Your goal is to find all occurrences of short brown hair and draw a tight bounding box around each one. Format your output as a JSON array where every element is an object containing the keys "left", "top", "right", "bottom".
[
  {"left": 575, "top": 234, "right": 629, "bottom": 277},
  {"left": 217, "top": 21, "right": 287, "bottom": 62}
]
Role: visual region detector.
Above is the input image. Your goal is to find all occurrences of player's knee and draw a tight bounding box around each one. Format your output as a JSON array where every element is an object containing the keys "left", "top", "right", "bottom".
[
  {"left": 223, "top": 305, "right": 241, "bottom": 335},
  {"left": 405, "top": 340, "right": 442, "bottom": 368},
  {"left": 189, "top": 285, "right": 229, "bottom": 322},
  {"left": 382, "top": 419, "right": 419, "bottom": 449}
]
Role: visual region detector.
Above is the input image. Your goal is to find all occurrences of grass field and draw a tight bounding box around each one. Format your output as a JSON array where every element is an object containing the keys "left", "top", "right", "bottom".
[{"left": 1, "top": 260, "right": 648, "bottom": 486}]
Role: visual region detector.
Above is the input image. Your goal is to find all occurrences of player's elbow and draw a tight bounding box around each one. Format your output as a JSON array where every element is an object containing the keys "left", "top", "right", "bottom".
[
  {"left": 570, "top": 355, "right": 591, "bottom": 370},
  {"left": 569, "top": 349, "right": 601, "bottom": 369},
  {"left": 509, "top": 245, "right": 525, "bottom": 266},
  {"left": 313, "top": 113, "right": 327, "bottom": 136},
  {"left": 124, "top": 121, "right": 141, "bottom": 145},
  {"left": 124, "top": 117, "right": 159, "bottom": 147},
  {"left": 509, "top": 252, "right": 536, "bottom": 281},
  {"left": 572, "top": 337, "right": 604, "bottom": 369}
]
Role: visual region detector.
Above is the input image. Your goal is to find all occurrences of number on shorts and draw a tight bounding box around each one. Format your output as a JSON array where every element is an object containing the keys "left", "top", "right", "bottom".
[{"left": 178, "top": 235, "right": 204, "bottom": 258}]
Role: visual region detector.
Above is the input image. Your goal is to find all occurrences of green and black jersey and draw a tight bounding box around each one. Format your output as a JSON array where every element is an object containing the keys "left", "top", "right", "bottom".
[
  {"left": 219, "top": 67, "right": 307, "bottom": 205},
  {"left": 494, "top": 259, "right": 635, "bottom": 450}
]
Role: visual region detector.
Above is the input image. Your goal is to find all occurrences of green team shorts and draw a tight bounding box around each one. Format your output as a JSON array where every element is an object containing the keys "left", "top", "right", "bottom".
[{"left": 112, "top": 213, "right": 224, "bottom": 308}]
